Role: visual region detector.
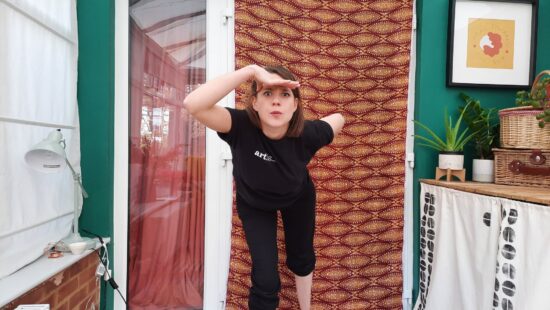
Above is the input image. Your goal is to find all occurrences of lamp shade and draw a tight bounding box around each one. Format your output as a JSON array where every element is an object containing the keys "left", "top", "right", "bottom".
[{"left": 25, "top": 130, "right": 67, "bottom": 173}]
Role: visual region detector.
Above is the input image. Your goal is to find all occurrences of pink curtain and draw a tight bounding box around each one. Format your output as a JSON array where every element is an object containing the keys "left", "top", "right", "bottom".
[{"left": 128, "top": 7, "right": 206, "bottom": 308}]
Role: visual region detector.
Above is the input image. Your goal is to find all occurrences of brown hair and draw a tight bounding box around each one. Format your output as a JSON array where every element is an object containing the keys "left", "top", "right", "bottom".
[{"left": 245, "top": 65, "right": 304, "bottom": 137}]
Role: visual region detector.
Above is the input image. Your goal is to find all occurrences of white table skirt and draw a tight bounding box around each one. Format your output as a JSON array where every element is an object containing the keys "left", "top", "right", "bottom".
[{"left": 415, "top": 183, "right": 550, "bottom": 310}]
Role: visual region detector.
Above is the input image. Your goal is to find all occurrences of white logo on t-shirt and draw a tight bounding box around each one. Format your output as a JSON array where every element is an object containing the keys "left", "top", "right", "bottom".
[{"left": 254, "top": 150, "right": 276, "bottom": 162}]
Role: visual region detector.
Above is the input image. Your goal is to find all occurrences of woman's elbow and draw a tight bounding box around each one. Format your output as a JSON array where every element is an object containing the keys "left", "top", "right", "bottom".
[
  {"left": 334, "top": 113, "right": 345, "bottom": 132},
  {"left": 337, "top": 113, "right": 345, "bottom": 125},
  {"left": 182, "top": 96, "right": 197, "bottom": 115},
  {"left": 325, "top": 113, "right": 345, "bottom": 137}
]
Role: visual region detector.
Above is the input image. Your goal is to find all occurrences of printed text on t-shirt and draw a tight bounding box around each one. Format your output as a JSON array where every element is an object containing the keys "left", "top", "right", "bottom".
[{"left": 254, "top": 150, "right": 276, "bottom": 162}]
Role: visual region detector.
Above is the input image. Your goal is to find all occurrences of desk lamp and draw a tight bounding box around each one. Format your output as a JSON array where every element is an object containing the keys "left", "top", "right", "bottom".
[{"left": 25, "top": 129, "right": 93, "bottom": 248}]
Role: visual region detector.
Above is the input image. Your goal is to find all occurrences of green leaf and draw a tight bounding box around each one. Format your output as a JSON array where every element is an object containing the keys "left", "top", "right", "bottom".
[
  {"left": 417, "top": 142, "right": 445, "bottom": 152},
  {"left": 415, "top": 134, "right": 445, "bottom": 148},
  {"left": 414, "top": 120, "right": 447, "bottom": 148}
]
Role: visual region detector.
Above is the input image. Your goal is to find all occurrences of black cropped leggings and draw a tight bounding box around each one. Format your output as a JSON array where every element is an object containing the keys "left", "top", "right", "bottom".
[{"left": 236, "top": 180, "right": 317, "bottom": 310}]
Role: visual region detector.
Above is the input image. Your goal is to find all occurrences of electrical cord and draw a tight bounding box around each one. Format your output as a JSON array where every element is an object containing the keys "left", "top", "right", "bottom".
[{"left": 82, "top": 229, "right": 128, "bottom": 305}]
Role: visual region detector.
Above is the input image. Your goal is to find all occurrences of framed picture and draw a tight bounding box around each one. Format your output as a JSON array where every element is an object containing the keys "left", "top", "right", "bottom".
[{"left": 447, "top": 0, "right": 538, "bottom": 88}]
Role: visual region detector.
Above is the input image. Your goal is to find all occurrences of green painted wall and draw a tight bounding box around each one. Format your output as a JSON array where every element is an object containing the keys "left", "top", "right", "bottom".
[
  {"left": 76, "top": 1, "right": 114, "bottom": 309},
  {"left": 413, "top": 0, "right": 550, "bottom": 301}
]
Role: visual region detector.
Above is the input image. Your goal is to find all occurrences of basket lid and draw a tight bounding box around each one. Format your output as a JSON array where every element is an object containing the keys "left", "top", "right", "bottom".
[
  {"left": 499, "top": 106, "right": 544, "bottom": 116},
  {"left": 493, "top": 148, "right": 550, "bottom": 153}
]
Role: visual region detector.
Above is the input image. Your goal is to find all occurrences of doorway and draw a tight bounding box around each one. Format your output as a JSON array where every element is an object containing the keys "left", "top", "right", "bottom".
[{"left": 116, "top": 0, "right": 235, "bottom": 308}]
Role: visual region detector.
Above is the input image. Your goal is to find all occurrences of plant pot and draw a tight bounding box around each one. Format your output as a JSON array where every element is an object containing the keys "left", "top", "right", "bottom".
[
  {"left": 438, "top": 152, "right": 464, "bottom": 170},
  {"left": 472, "top": 159, "right": 494, "bottom": 183}
]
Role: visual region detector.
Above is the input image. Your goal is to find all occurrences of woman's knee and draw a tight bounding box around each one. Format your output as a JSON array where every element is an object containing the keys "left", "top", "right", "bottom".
[
  {"left": 286, "top": 252, "right": 316, "bottom": 276},
  {"left": 251, "top": 265, "right": 281, "bottom": 293}
]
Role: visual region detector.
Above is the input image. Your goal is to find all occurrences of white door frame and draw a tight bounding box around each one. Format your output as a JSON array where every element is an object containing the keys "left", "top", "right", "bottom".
[
  {"left": 113, "top": 1, "right": 235, "bottom": 309},
  {"left": 203, "top": 0, "right": 235, "bottom": 308},
  {"left": 113, "top": 1, "right": 129, "bottom": 309},
  {"left": 403, "top": 1, "right": 417, "bottom": 309}
]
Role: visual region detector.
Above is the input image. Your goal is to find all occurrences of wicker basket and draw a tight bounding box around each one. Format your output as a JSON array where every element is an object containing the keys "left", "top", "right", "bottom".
[
  {"left": 494, "top": 148, "right": 550, "bottom": 188},
  {"left": 500, "top": 106, "right": 550, "bottom": 149},
  {"left": 499, "top": 70, "right": 550, "bottom": 149}
]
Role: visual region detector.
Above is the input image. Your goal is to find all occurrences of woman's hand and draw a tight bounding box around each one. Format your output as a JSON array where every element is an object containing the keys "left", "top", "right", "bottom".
[{"left": 250, "top": 65, "right": 300, "bottom": 92}]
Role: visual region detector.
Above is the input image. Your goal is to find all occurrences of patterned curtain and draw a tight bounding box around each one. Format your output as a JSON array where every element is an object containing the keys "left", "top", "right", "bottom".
[{"left": 228, "top": 1, "right": 413, "bottom": 309}]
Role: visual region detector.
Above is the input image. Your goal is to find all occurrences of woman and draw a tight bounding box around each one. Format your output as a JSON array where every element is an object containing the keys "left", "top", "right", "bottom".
[{"left": 183, "top": 64, "right": 345, "bottom": 309}]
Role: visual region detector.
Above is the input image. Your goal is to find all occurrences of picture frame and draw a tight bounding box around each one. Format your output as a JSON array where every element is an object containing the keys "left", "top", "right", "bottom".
[{"left": 447, "top": 0, "right": 538, "bottom": 88}]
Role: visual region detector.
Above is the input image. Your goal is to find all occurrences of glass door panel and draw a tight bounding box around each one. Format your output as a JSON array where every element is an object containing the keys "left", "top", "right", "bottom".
[{"left": 128, "top": 1, "right": 206, "bottom": 308}]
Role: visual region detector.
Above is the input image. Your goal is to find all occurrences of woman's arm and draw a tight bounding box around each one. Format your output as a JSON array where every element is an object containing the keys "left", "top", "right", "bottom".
[
  {"left": 182, "top": 65, "right": 255, "bottom": 133},
  {"left": 183, "top": 64, "right": 299, "bottom": 133},
  {"left": 321, "top": 113, "right": 345, "bottom": 137}
]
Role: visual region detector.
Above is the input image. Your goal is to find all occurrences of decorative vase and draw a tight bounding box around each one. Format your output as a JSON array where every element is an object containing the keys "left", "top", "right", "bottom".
[
  {"left": 472, "top": 159, "right": 494, "bottom": 183},
  {"left": 438, "top": 151, "right": 464, "bottom": 170}
]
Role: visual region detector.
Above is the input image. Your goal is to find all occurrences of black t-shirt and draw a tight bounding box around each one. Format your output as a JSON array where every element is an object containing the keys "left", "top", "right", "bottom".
[{"left": 217, "top": 108, "right": 334, "bottom": 209}]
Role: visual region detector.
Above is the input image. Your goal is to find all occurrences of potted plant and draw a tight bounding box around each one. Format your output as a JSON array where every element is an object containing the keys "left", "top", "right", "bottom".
[
  {"left": 515, "top": 70, "right": 550, "bottom": 128},
  {"left": 459, "top": 93, "right": 499, "bottom": 182},
  {"left": 414, "top": 101, "right": 475, "bottom": 170}
]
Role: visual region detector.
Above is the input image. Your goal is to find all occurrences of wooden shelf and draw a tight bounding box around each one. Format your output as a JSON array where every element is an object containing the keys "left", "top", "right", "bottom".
[{"left": 420, "top": 179, "right": 550, "bottom": 206}]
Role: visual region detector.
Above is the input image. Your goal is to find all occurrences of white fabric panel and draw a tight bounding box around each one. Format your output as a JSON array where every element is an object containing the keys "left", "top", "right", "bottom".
[
  {"left": 415, "top": 183, "right": 443, "bottom": 309},
  {"left": 494, "top": 199, "right": 550, "bottom": 310},
  {"left": 0, "top": 1, "right": 77, "bottom": 126},
  {"left": 10, "top": 0, "right": 73, "bottom": 33},
  {"left": 415, "top": 184, "right": 501, "bottom": 310},
  {"left": 0, "top": 0, "right": 79, "bottom": 279},
  {"left": 0, "top": 212, "right": 73, "bottom": 278}
]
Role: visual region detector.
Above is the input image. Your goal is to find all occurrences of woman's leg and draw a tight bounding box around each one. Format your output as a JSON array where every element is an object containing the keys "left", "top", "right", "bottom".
[
  {"left": 236, "top": 198, "right": 280, "bottom": 310},
  {"left": 280, "top": 179, "right": 317, "bottom": 309},
  {"left": 295, "top": 272, "right": 313, "bottom": 310}
]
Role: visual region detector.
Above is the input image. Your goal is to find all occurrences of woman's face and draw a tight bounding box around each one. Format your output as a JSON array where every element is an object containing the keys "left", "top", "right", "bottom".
[{"left": 252, "top": 73, "right": 298, "bottom": 132}]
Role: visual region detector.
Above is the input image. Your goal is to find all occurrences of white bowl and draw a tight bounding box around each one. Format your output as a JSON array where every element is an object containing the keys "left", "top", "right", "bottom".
[{"left": 68, "top": 242, "right": 87, "bottom": 255}]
